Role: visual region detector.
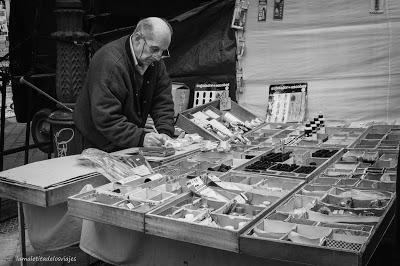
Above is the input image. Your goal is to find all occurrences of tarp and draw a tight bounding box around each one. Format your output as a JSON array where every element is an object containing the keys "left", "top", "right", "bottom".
[
  {"left": 167, "top": 0, "right": 237, "bottom": 102},
  {"left": 238, "top": 0, "right": 400, "bottom": 123}
]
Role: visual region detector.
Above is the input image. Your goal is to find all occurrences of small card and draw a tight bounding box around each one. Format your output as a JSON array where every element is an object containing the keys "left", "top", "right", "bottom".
[
  {"left": 258, "top": 0, "right": 267, "bottom": 21},
  {"left": 219, "top": 90, "right": 231, "bottom": 111},
  {"left": 186, "top": 176, "right": 206, "bottom": 193},
  {"left": 369, "top": 0, "right": 384, "bottom": 14},
  {"left": 116, "top": 174, "right": 142, "bottom": 185},
  {"left": 208, "top": 174, "right": 222, "bottom": 183},
  {"left": 192, "top": 111, "right": 211, "bottom": 121},
  {"left": 131, "top": 165, "right": 152, "bottom": 176},
  {"left": 273, "top": 0, "right": 284, "bottom": 20},
  {"left": 204, "top": 109, "right": 220, "bottom": 119}
]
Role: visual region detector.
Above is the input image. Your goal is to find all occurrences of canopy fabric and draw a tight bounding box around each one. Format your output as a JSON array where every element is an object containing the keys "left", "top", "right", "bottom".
[
  {"left": 238, "top": 0, "right": 400, "bottom": 123},
  {"left": 167, "top": 0, "right": 237, "bottom": 102}
]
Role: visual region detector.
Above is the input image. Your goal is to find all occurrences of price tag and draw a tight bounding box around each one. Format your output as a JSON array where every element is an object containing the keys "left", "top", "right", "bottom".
[
  {"left": 273, "top": 0, "right": 284, "bottom": 20},
  {"left": 258, "top": 0, "right": 267, "bottom": 21},
  {"left": 208, "top": 174, "right": 222, "bottom": 183},
  {"left": 126, "top": 202, "right": 135, "bottom": 210},
  {"left": 219, "top": 90, "right": 231, "bottom": 111},
  {"left": 131, "top": 165, "right": 152, "bottom": 176},
  {"left": 116, "top": 174, "right": 142, "bottom": 185},
  {"left": 186, "top": 177, "right": 206, "bottom": 193}
]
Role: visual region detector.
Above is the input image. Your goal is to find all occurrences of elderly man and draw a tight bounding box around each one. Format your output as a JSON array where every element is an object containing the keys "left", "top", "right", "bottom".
[
  {"left": 75, "top": 17, "right": 175, "bottom": 264},
  {"left": 74, "top": 17, "right": 175, "bottom": 151}
]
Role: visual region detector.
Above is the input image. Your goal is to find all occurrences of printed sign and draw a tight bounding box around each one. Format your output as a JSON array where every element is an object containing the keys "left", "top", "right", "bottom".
[
  {"left": 193, "top": 83, "right": 230, "bottom": 107},
  {"left": 186, "top": 176, "right": 206, "bottom": 193},
  {"left": 266, "top": 83, "right": 307, "bottom": 123}
]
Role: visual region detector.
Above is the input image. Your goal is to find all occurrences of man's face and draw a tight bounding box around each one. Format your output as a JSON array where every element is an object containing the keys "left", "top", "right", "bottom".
[{"left": 136, "top": 32, "right": 170, "bottom": 65}]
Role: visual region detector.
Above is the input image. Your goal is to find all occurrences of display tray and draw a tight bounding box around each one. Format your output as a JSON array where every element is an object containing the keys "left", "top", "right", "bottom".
[
  {"left": 145, "top": 172, "right": 304, "bottom": 252},
  {"left": 292, "top": 127, "right": 367, "bottom": 148},
  {"left": 244, "top": 123, "right": 303, "bottom": 146},
  {"left": 68, "top": 148, "right": 257, "bottom": 232},
  {"left": 239, "top": 145, "right": 397, "bottom": 265},
  {"left": 154, "top": 149, "right": 256, "bottom": 179},
  {"left": 348, "top": 125, "right": 400, "bottom": 150},
  {"left": 68, "top": 176, "right": 184, "bottom": 231},
  {"left": 313, "top": 148, "right": 398, "bottom": 193},
  {"left": 175, "top": 99, "right": 264, "bottom": 142},
  {"left": 112, "top": 144, "right": 202, "bottom": 168},
  {"left": 240, "top": 176, "right": 396, "bottom": 266},
  {"left": 234, "top": 147, "right": 342, "bottom": 180}
]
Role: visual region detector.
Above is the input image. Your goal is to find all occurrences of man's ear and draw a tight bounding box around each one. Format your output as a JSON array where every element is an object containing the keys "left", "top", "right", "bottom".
[{"left": 133, "top": 32, "right": 142, "bottom": 42}]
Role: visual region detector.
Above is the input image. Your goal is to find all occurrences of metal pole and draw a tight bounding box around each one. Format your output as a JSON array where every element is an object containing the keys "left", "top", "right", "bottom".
[
  {"left": 19, "top": 77, "right": 73, "bottom": 113},
  {"left": 0, "top": 73, "right": 6, "bottom": 171},
  {"left": 23, "top": 86, "right": 32, "bottom": 165},
  {"left": 23, "top": 121, "right": 30, "bottom": 165},
  {"left": 18, "top": 202, "right": 26, "bottom": 266},
  {"left": 0, "top": 73, "right": 5, "bottom": 221}
]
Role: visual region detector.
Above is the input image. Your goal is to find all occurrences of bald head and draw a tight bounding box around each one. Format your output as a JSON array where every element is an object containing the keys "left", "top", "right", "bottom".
[
  {"left": 131, "top": 17, "right": 172, "bottom": 65},
  {"left": 134, "top": 17, "right": 172, "bottom": 45}
]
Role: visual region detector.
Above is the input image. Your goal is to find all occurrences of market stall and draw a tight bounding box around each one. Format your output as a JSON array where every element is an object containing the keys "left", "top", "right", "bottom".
[
  {"left": 0, "top": 96, "right": 398, "bottom": 265},
  {"left": 64, "top": 101, "right": 398, "bottom": 266},
  {"left": 1, "top": 0, "right": 398, "bottom": 265}
]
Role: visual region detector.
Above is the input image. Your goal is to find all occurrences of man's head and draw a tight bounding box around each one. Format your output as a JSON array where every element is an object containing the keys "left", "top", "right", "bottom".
[{"left": 132, "top": 17, "right": 172, "bottom": 66}]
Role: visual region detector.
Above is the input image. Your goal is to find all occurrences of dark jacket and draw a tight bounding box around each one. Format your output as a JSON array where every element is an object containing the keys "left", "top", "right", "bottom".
[{"left": 73, "top": 36, "right": 174, "bottom": 152}]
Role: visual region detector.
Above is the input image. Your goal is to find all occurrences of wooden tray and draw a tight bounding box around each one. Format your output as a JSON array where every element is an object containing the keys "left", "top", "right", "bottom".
[
  {"left": 348, "top": 125, "right": 400, "bottom": 151},
  {"left": 145, "top": 173, "right": 305, "bottom": 252},
  {"left": 234, "top": 147, "right": 343, "bottom": 180},
  {"left": 292, "top": 127, "right": 367, "bottom": 148},
  {"left": 175, "top": 99, "right": 263, "bottom": 141},
  {"left": 316, "top": 148, "right": 398, "bottom": 192},
  {"left": 239, "top": 186, "right": 395, "bottom": 266},
  {"left": 112, "top": 144, "right": 202, "bottom": 168},
  {"left": 68, "top": 177, "right": 181, "bottom": 231}
]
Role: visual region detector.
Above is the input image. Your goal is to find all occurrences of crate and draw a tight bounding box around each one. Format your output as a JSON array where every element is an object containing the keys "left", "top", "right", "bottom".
[
  {"left": 240, "top": 181, "right": 396, "bottom": 266},
  {"left": 175, "top": 99, "right": 262, "bottom": 141},
  {"left": 145, "top": 173, "right": 303, "bottom": 253},
  {"left": 349, "top": 125, "right": 400, "bottom": 151},
  {"left": 234, "top": 146, "right": 343, "bottom": 180}
]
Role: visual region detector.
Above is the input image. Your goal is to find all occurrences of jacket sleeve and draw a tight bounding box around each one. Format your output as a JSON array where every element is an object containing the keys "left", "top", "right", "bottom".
[
  {"left": 150, "top": 61, "right": 175, "bottom": 137},
  {"left": 88, "top": 61, "right": 146, "bottom": 148}
]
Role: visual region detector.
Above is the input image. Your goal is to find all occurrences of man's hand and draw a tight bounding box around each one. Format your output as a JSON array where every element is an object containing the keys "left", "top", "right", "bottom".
[{"left": 143, "top": 132, "right": 172, "bottom": 147}]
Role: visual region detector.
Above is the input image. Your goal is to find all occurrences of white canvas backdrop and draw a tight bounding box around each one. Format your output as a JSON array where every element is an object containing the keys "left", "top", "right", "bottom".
[{"left": 238, "top": 0, "right": 400, "bottom": 123}]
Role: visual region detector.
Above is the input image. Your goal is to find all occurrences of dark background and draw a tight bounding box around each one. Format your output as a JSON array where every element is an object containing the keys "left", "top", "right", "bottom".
[{"left": 8, "top": 0, "right": 237, "bottom": 122}]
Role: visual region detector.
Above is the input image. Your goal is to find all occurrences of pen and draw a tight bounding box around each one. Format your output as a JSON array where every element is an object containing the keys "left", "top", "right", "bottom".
[{"left": 152, "top": 125, "right": 159, "bottom": 134}]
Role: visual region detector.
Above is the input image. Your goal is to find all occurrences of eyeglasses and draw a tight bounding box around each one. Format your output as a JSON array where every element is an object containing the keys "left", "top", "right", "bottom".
[{"left": 141, "top": 35, "right": 170, "bottom": 59}]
